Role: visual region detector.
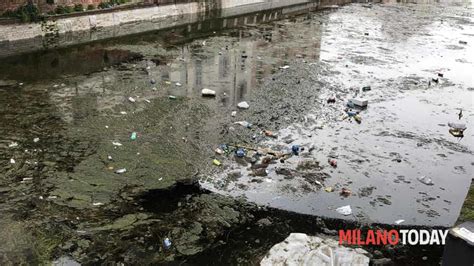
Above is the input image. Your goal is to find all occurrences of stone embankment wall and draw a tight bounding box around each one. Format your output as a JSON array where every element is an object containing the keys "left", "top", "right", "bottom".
[{"left": 0, "top": 0, "right": 351, "bottom": 57}]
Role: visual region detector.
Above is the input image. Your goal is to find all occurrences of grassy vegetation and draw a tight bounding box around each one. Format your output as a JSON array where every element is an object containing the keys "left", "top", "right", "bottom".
[
  {"left": 457, "top": 181, "right": 474, "bottom": 223},
  {"left": 1, "top": 0, "right": 134, "bottom": 22},
  {"left": 1, "top": 3, "right": 41, "bottom": 22}
]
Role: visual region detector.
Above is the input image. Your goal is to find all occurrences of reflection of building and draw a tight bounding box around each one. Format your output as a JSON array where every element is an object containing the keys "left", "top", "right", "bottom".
[
  {"left": 157, "top": 7, "right": 323, "bottom": 106},
  {"left": 45, "top": 2, "right": 324, "bottom": 122}
]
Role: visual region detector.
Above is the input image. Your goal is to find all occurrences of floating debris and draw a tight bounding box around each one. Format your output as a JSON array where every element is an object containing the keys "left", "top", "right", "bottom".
[
  {"left": 395, "top": 219, "right": 405, "bottom": 225},
  {"left": 348, "top": 98, "right": 368, "bottom": 108},
  {"left": 112, "top": 142, "right": 123, "bottom": 146},
  {"left": 202, "top": 88, "right": 216, "bottom": 97},
  {"left": 235, "top": 121, "right": 252, "bottom": 128},
  {"left": 448, "top": 122, "right": 467, "bottom": 137},
  {"left": 236, "top": 148, "right": 246, "bottom": 158},
  {"left": 10, "top": 158, "right": 15, "bottom": 164},
  {"left": 291, "top": 145, "right": 300, "bottom": 155},
  {"left": 336, "top": 205, "right": 352, "bottom": 216},
  {"left": 237, "top": 101, "right": 250, "bottom": 109},
  {"left": 33, "top": 137, "right": 40, "bottom": 143},
  {"left": 417, "top": 175, "right": 434, "bottom": 186},
  {"left": 115, "top": 168, "right": 127, "bottom": 174},
  {"left": 279, "top": 65, "right": 290, "bottom": 69},
  {"left": 213, "top": 159, "right": 222, "bottom": 166},
  {"left": 128, "top": 97, "right": 136, "bottom": 103},
  {"left": 340, "top": 188, "right": 351, "bottom": 197},
  {"left": 130, "top": 132, "right": 137, "bottom": 140},
  {"left": 8, "top": 142, "right": 18, "bottom": 148},
  {"left": 263, "top": 130, "right": 278, "bottom": 138},
  {"left": 163, "top": 238, "right": 172, "bottom": 249},
  {"left": 325, "top": 187, "right": 334, "bottom": 192},
  {"left": 92, "top": 202, "right": 104, "bottom": 206}
]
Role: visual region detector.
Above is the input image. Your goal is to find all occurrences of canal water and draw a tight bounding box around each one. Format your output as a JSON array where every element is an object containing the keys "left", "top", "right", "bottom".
[{"left": 0, "top": 0, "right": 473, "bottom": 264}]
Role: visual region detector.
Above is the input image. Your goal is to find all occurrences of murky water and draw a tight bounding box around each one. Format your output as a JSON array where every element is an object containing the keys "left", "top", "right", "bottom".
[
  {"left": 200, "top": 1, "right": 474, "bottom": 227},
  {"left": 0, "top": 0, "right": 473, "bottom": 264}
]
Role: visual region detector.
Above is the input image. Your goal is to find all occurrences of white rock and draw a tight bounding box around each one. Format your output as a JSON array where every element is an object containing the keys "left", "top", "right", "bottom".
[
  {"left": 231, "top": 111, "right": 237, "bottom": 117},
  {"left": 237, "top": 101, "right": 250, "bottom": 109}
]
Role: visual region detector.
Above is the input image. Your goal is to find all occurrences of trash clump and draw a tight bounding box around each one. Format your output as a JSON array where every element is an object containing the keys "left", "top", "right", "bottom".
[{"left": 261, "top": 233, "right": 369, "bottom": 266}]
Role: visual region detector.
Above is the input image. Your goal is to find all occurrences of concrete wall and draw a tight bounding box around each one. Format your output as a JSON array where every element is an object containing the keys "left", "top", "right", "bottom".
[{"left": 0, "top": 0, "right": 350, "bottom": 57}]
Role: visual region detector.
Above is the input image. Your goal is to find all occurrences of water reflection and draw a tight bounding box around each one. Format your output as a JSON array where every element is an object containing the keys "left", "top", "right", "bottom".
[{"left": 38, "top": 8, "right": 325, "bottom": 123}]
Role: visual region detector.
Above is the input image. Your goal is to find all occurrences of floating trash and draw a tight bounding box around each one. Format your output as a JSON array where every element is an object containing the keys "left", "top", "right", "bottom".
[
  {"left": 115, "top": 168, "right": 127, "bottom": 174},
  {"left": 163, "top": 237, "right": 172, "bottom": 249},
  {"left": 8, "top": 142, "right": 18, "bottom": 148},
  {"left": 202, "top": 88, "right": 216, "bottom": 97},
  {"left": 235, "top": 121, "right": 252, "bottom": 128},
  {"left": 417, "top": 175, "right": 434, "bottom": 186},
  {"left": 237, "top": 101, "right": 250, "bottom": 109},
  {"left": 336, "top": 205, "right": 352, "bottom": 216}
]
